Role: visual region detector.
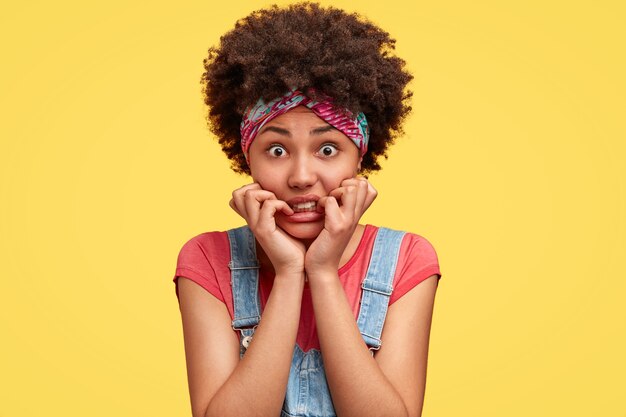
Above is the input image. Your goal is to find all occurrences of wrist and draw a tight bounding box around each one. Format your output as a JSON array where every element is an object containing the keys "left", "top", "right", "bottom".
[
  {"left": 305, "top": 268, "right": 339, "bottom": 284},
  {"left": 273, "top": 264, "right": 305, "bottom": 277},
  {"left": 274, "top": 271, "right": 306, "bottom": 285},
  {"left": 305, "top": 259, "right": 340, "bottom": 276}
]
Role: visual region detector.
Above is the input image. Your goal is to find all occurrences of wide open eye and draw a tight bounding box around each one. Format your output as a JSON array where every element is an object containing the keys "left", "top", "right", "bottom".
[
  {"left": 267, "top": 144, "right": 287, "bottom": 157},
  {"left": 319, "top": 144, "right": 338, "bottom": 157}
]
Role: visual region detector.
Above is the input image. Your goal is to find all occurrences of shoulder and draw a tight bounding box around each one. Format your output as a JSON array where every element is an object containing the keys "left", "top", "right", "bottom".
[
  {"left": 177, "top": 230, "right": 229, "bottom": 261},
  {"left": 173, "top": 230, "right": 233, "bottom": 304},
  {"left": 399, "top": 231, "right": 440, "bottom": 266},
  {"left": 370, "top": 225, "right": 440, "bottom": 264},
  {"left": 368, "top": 225, "right": 441, "bottom": 304}
]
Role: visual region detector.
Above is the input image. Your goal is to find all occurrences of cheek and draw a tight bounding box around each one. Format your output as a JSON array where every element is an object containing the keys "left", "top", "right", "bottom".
[
  {"left": 254, "top": 176, "right": 275, "bottom": 191},
  {"left": 319, "top": 164, "right": 357, "bottom": 190},
  {"left": 251, "top": 168, "right": 284, "bottom": 194}
]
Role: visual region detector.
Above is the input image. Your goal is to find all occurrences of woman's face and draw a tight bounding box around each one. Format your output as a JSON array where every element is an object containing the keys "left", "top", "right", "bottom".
[{"left": 248, "top": 105, "right": 361, "bottom": 242}]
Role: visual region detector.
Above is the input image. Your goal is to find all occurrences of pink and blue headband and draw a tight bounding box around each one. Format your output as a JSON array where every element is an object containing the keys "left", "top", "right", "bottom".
[{"left": 240, "top": 88, "right": 369, "bottom": 162}]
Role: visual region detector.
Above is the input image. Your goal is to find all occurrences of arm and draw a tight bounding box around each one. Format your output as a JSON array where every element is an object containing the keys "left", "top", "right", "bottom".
[
  {"left": 304, "top": 176, "right": 439, "bottom": 416},
  {"left": 373, "top": 274, "right": 439, "bottom": 417},
  {"left": 308, "top": 273, "right": 439, "bottom": 417},
  {"left": 177, "top": 182, "right": 308, "bottom": 416},
  {"left": 177, "top": 273, "right": 304, "bottom": 417},
  {"left": 310, "top": 274, "right": 437, "bottom": 417}
]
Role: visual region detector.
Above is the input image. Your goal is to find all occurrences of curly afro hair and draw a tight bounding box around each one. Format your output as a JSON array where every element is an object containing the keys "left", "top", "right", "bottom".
[{"left": 200, "top": 1, "right": 413, "bottom": 176}]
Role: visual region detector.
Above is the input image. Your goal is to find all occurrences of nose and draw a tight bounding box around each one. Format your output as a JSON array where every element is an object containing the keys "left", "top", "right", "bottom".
[{"left": 287, "top": 154, "right": 318, "bottom": 190}]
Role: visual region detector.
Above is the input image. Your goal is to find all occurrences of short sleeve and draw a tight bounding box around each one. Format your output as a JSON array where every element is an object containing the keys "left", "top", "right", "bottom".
[
  {"left": 389, "top": 233, "right": 441, "bottom": 305},
  {"left": 172, "top": 234, "right": 225, "bottom": 304}
]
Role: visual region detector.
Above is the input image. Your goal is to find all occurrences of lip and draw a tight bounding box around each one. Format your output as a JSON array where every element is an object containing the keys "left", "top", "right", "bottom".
[
  {"left": 282, "top": 210, "right": 324, "bottom": 223},
  {"left": 282, "top": 194, "right": 324, "bottom": 223}
]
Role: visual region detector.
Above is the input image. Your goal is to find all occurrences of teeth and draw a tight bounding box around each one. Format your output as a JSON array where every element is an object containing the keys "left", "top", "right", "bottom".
[{"left": 291, "top": 201, "right": 316, "bottom": 212}]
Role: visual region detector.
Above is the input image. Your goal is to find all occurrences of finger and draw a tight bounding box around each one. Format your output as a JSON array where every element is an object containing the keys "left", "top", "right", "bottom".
[
  {"left": 329, "top": 177, "right": 360, "bottom": 202},
  {"left": 317, "top": 196, "right": 341, "bottom": 220},
  {"left": 244, "top": 189, "right": 277, "bottom": 227},
  {"left": 332, "top": 185, "right": 357, "bottom": 216},
  {"left": 231, "top": 183, "right": 262, "bottom": 219},
  {"left": 327, "top": 177, "right": 369, "bottom": 214},
  {"left": 329, "top": 186, "right": 346, "bottom": 205},
  {"left": 363, "top": 181, "right": 378, "bottom": 212},
  {"left": 229, "top": 197, "right": 242, "bottom": 217},
  {"left": 257, "top": 199, "right": 294, "bottom": 232},
  {"left": 339, "top": 178, "right": 376, "bottom": 211},
  {"left": 354, "top": 178, "right": 369, "bottom": 216}
]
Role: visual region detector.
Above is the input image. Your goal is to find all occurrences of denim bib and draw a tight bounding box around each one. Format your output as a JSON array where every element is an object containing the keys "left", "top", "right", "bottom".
[{"left": 226, "top": 226, "right": 405, "bottom": 417}]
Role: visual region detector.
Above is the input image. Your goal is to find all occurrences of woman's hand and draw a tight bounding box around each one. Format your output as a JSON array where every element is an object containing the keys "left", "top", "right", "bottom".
[
  {"left": 230, "top": 183, "right": 306, "bottom": 276},
  {"left": 305, "top": 177, "right": 377, "bottom": 278}
]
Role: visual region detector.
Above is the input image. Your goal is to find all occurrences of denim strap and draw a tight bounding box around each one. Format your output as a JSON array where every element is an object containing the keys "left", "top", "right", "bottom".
[
  {"left": 356, "top": 227, "right": 406, "bottom": 350},
  {"left": 227, "top": 226, "right": 261, "bottom": 330}
]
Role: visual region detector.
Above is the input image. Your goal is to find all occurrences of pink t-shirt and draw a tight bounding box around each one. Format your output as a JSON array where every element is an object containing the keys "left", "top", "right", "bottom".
[{"left": 173, "top": 224, "right": 441, "bottom": 352}]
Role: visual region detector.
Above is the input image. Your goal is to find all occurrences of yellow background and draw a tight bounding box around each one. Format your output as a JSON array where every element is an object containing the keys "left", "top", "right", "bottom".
[{"left": 1, "top": 1, "right": 624, "bottom": 416}]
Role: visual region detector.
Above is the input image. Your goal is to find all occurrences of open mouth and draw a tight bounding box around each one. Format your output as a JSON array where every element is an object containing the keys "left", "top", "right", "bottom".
[
  {"left": 285, "top": 194, "right": 322, "bottom": 216},
  {"left": 290, "top": 201, "right": 317, "bottom": 213}
]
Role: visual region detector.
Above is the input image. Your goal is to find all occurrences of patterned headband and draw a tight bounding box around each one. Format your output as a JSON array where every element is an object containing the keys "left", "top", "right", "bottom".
[{"left": 240, "top": 88, "right": 369, "bottom": 162}]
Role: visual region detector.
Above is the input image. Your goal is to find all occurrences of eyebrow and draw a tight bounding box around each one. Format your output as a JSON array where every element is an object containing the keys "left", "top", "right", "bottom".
[{"left": 258, "top": 125, "right": 339, "bottom": 137}]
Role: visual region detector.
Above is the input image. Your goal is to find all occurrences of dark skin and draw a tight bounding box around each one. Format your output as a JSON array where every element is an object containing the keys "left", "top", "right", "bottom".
[{"left": 177, "top": 107, "right": 439, "bottom": 417}]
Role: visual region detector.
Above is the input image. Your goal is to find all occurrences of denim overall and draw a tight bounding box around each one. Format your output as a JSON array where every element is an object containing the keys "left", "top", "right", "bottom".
[{"left": 226, "top": 225, "right": 405, "bottom": 417}]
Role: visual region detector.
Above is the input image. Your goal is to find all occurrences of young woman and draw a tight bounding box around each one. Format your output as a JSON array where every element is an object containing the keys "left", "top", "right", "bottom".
[{"left": 172, "top": 3, "right": 442, "bottom": 417}]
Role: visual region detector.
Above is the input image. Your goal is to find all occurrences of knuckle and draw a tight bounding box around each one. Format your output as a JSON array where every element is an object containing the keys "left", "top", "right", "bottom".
[
  {"left": 260, "top": 200, "right": 275, "bottom": 209},
  {"left": 262, "top": 191, "right": 276, "bottom": 200}
]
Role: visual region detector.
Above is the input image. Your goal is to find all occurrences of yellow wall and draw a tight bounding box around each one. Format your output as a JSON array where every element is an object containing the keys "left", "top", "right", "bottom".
[{"left": 1, "top": 1, "right": 624, "bottom": 416}]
